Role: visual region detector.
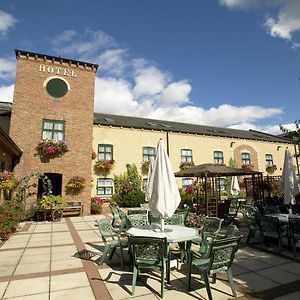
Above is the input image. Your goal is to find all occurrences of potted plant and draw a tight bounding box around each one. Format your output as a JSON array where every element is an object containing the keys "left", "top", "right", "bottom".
[
  {"left": 241, "top": 164, "right": 254, "bottom": 171},
  {"left": 65, "top": 176, "right": 85, "bottom": 195},
  {"left": 35, "top": 140, "right": 69, "bottom": 163},
  {"left": 37, "top": 194, "right": 66, "bottom": 209},
  {"left": 179, "top": 161, "right": 195, "bottom": 170},
  {"left": 94, "top": 159, "right": 115, "bottom": 173},
  {"left": 266, "top": 165, "right": 277, "bottom": 175}
]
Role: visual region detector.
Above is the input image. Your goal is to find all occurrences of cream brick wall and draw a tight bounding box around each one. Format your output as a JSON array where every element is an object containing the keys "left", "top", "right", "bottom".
[{"left": 92, "top": 125, "right": 294, "bottom": 195}]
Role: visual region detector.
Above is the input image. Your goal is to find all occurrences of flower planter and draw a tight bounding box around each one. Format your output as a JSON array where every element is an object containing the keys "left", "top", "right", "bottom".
[{"left": 35, "top": 140, "right": 69, "bottom": 163}]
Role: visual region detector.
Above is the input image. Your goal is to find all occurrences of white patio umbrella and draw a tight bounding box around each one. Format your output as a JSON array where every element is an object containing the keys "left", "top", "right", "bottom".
[
  {"left": 147, "top": 139, "right": 181, "bottom": 231},
  {"left": 280, "top": 148, "right": 300, "bottom": 205},
  {"left": 145, "top": 156, "right": 155, "bottom": 202},
  {"left": 230, "top": 176, "right": 240, "bottom": 197}
]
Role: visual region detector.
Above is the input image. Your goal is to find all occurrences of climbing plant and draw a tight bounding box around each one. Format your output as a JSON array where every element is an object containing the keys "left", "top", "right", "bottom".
[{"left": 14, "top": 173, "right": 52, "bottom": 203}]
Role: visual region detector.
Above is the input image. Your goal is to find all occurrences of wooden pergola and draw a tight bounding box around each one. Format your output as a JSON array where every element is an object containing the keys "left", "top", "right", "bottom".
[{"left": 175, "top": 163, "right": 263, "bottom": 216}]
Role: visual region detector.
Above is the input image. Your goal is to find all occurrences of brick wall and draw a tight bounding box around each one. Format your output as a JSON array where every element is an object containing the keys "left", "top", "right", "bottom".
[{"left": 9, "top": 51, "right": 98, "bottom": 214}]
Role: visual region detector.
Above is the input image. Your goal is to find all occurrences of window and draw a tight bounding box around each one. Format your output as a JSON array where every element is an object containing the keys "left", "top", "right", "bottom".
[
  {"left": 46, "top": 78, "right": 68, "bottom": 98},
  {"left": 242, "top": 152, "right": 251, "bottom": 165},
  {"left": 214, "top": 151, "right": 224, "bottom": 164},
  {"left": 181, "top": 149, "right": 193, "bottom": 163},
  {"left": 265, "top": 154, "right": 273, "bottom": 166},
  {"left": 98, "top": 144, "right": 113, "bottom": 160},
  {"left": 142, "top": 178, "right": 148, "bottom": 190},
  {"left": 42, "top": 120, "right": 65, "bottom": 141},
  {"left": 216, "top": 177, "right": 226, "bottom": 191},
  {"left": 182, "top": 178, "right": 193, "bottom": 187},
  {"left": 143, "top": 147, "right": 156, "bottom": 162},
  {"left": 97, "top": 178, "right": 113, "bottom": 195}
]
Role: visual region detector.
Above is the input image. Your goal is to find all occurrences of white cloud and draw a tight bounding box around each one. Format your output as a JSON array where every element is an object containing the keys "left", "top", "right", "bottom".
[
  {"left": 0, "top": 84, "right": 14, "bottom": 102},
  {"left": 158, "top": 81, "right": 191, "bottom": 106},
  {"left": 220, "top": 1, "right": 300, "bottom": 46},
  {"left": 52, "top": 29, "right": 116, "bottom": 58},
  {"left": 0, "top": 58, "right": 16, "bottom": 80},
  {"left": 133, "top": 66, "right": 170, "bottom": 98},
  {"left": 95, "top": 48, "right": 128, "bottom": 77},
  {"left": 0, "top": 10, "right": 17, "bottom": 36}
]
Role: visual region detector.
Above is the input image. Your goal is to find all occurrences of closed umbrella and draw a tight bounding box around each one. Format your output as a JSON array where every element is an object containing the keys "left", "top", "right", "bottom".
[
  {"left": 230, "top": 176, "right": 240, "bottom": 197},
  {"left": 147, "top": 139, "right": 181, "bottom": 231},
  {"left": 281, "top": 148, "right": 299, "bottom": 205},
  {"left": 145, "top": 156, "right": 154, "bottom": 202}
]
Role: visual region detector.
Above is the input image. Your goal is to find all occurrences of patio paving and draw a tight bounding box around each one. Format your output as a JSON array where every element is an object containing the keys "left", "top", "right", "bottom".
[{"left": 0, "top": 212, "right": 300, "bottom": 299}]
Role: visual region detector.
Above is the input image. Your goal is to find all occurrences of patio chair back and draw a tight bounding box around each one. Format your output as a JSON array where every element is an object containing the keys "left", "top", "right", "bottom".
[
  {"left": 241, "top": 206, "right": 260, "bottom": 243},
  {"left": 129, "top": 236, "right": 168, "bottom": 298},
  {"left": 126, "top": 213, "right": 148, "bottom": 227},
  {"left": 164, "top": 213, "right": 185, "bottom": 225},
  {"left": 187, "top": 236, "right": 242, "bottom": 300},
  {"left": 289, "top": 216, "right": 300, "bottom": 257},
  {"left": 260, "top": 215, "right": 283, "bottom": 254},
  {"left": 109, "top": 204, "right": 119, "bottom": 227}
]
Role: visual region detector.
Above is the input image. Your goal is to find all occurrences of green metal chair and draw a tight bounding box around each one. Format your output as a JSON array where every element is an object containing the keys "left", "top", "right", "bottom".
[
  {"left": 192, "top": 217, "right": 223, "bottom": 254},
  {"left": 109, "top": 204, "right": 119, "bottom": 227},
  {"left": 187, "top": 236, "right": 242, "bottom": 300},
  {"left": 129, "top": 236, "right": 168, "bottom": 298},
  {"left": 260, "top": 215, "right": 284, "bottom": 255},
  {"left": 288, "top": 216, "right": 300, "bottom": 257},
  {"left": 95, "top": 218, "right": 128, "bottom": 268},
  {"left": 241, "top": 206, "right": 261, "bottom": 243},
  {"left": 126, "top": 213, "right": 148, "bottom": 227}
]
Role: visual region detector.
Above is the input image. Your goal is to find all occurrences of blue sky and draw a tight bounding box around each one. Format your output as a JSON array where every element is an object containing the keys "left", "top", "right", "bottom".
[{"left": 0, "top": 0, "right": 300, "bottom": 134}]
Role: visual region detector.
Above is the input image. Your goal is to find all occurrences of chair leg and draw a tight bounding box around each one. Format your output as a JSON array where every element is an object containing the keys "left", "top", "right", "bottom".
[
  {"left": 212, "top": 273, "right": 217, "bottom": 284},
  {"left": 291, "top": 239, "right": 297, "bottom": 257},
  {"left": 226, "top": 268, "right": 237, "bottom": 298},
  {"left": 109, "top": 246, "right": 116, "bottom": 259},
  {"left": 132, "top": 265, "right": 138, "bottom": 295},
  {"left": 161, "top": 264, "right": 165, "bottom": 298},
  {"left": 202, "top": 270, "right": 213, "bottom": 300},
  {"left": 119, "top": 246, "right": 124, "bottom": 268},
  {"left": 95, "top": 244, "right": 111, "bottom": 265},
  {"left": 187, "top": 260, "right": 192, "bottom": 291}
]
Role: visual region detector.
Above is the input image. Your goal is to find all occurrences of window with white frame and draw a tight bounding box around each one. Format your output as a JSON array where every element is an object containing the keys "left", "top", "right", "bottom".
[
  {"left": 214, "top": 151, "right": 224, "bottom": 164},
  {"left": 181, "top": 149, "right": 193, "bottom": 163},
  {"left": 42, "top": 119, "right": 65, "bottom": 141},
  {"left": 142, "top": 178, "right": 147, "bottom": 191},
  {"left": 242, "top": 152, "right": 251, "bottom": 165},
  {"left": 182, "top": 178, "right": 193, "bottom": 187},
  {"left": 265, "top": 154, "right": 274, "bottom": 166},
  {"left": 143, "top": 147, "right": 156, "bottom": 161},
  {"left": 98, "top": 144, "right": 113, "bottom": 160},
  {"left": 97, "top": 178, "right": 113, "bottom": 195}
]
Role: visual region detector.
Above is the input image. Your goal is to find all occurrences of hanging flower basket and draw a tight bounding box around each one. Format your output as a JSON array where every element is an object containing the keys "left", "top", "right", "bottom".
[
  {"left": 65, "top": 176, "right": 85, "bottom": 195},
  {"left": 92, "top": 151, "right": 97, "bottom": 160},
  {"left": 94, "top": 159, "right": 115, "bottom": 173},
  {"left": 35, "top": 140, "right": 69, "bottom": 163},
  {"left": 241, "top": 164, "right": 254, "bottom": 171},
  {"left": 0, "top": 170, "right": 18, "bottom": 190},
  {"left": 141, "top": 161, "right": 150, "bottom": 174},
  {"left": 179, "top": 161, "right": 195, "bottom": 170},
  {"left": 266, "top": 165, "right": 277, "bottom": 175}
]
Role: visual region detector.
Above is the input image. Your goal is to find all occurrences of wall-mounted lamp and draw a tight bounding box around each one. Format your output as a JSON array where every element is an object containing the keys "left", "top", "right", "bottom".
[
  {"left": 277, "top": 146, "right": 282, "bottom": 151},
  {"left": 230, "top": 142, "right": 235, "bottom": 147}
]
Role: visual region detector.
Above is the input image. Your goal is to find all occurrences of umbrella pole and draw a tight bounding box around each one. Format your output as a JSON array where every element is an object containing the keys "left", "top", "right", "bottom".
[{"left": 160, "top": 216, "right": 165, "bottom": 232}]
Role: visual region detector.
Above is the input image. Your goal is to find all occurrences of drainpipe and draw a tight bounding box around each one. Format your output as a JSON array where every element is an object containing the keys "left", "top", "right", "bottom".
[
  {"left": 166, "top": 131, "right": 169, "bottom": 156},
  {"left": 294, "top": 144, "right": 300, "bottom": 175}
]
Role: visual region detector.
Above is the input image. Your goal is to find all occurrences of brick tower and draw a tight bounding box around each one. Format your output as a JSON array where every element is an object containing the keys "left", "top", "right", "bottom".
[{"left": 10, "top": 49, "right": 98, "bottom": 214}]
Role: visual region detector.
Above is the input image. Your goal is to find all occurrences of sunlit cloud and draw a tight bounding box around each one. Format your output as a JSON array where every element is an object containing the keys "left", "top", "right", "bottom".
[
  {"left": 0, "top": 84, "right": 14, "bottom": 103},
  {"left": 0, "top": 58, "right": 16, "bottom": 79},
  {"left": 0, "top": 10, "right": 17, "bottom": 36}
]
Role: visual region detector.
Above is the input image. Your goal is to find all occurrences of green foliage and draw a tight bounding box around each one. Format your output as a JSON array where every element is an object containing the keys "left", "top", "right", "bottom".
[
  {"left": 280, "top": 120, "right": 300, "bottom": 144},
  {"left": 65, "top": 176, "right": 85, "bottom": 195},
  {"left": 37, "top": 195, "right": 66, "bottom": 209},
  {"left": 0, "top": 200, "right": 26, "bottom": 241},
  {"left": 113, "top": 164, "right": 144, "bottom": 207},
  {"left": 113, "top": 189, "right": 145, "bottom": 207}
]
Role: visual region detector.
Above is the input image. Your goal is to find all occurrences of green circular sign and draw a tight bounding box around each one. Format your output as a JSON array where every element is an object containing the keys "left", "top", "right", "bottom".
[{"left": 46, "top": 78, "right": 68, "bottom": 98}]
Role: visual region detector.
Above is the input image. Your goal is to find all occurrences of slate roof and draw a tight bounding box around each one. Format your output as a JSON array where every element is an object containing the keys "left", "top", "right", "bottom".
[{"left": 93, "top": 113, "right": 291, "bottom": 144}]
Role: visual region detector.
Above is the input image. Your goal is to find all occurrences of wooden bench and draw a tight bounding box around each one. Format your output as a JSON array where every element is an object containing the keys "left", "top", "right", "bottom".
[{"left": 63, "top": 201, "right": 83, "bottom": 216}]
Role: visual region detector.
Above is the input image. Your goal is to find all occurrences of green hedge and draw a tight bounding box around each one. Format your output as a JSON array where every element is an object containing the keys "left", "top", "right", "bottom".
[{"left": 113, "top": 189, "right": 145, "bottom": 208}]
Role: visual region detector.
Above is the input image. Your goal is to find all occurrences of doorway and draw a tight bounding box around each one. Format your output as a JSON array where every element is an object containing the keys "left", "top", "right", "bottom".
[{"left": 38, "top": 173, "right": 62, "bottom": 197}]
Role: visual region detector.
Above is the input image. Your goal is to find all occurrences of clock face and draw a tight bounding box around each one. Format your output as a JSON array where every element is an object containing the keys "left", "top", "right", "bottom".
[{"left": 46, "top": 78, "right": 68, "bottom": 98}]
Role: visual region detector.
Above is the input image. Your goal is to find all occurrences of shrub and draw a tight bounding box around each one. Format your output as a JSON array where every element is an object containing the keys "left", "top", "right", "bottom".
[
  {"left": 113, "top": 189, "right": 145, "bottom": 208},
  {"left": 0, "top": 200, "right": 26, "bottom": 241}
]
